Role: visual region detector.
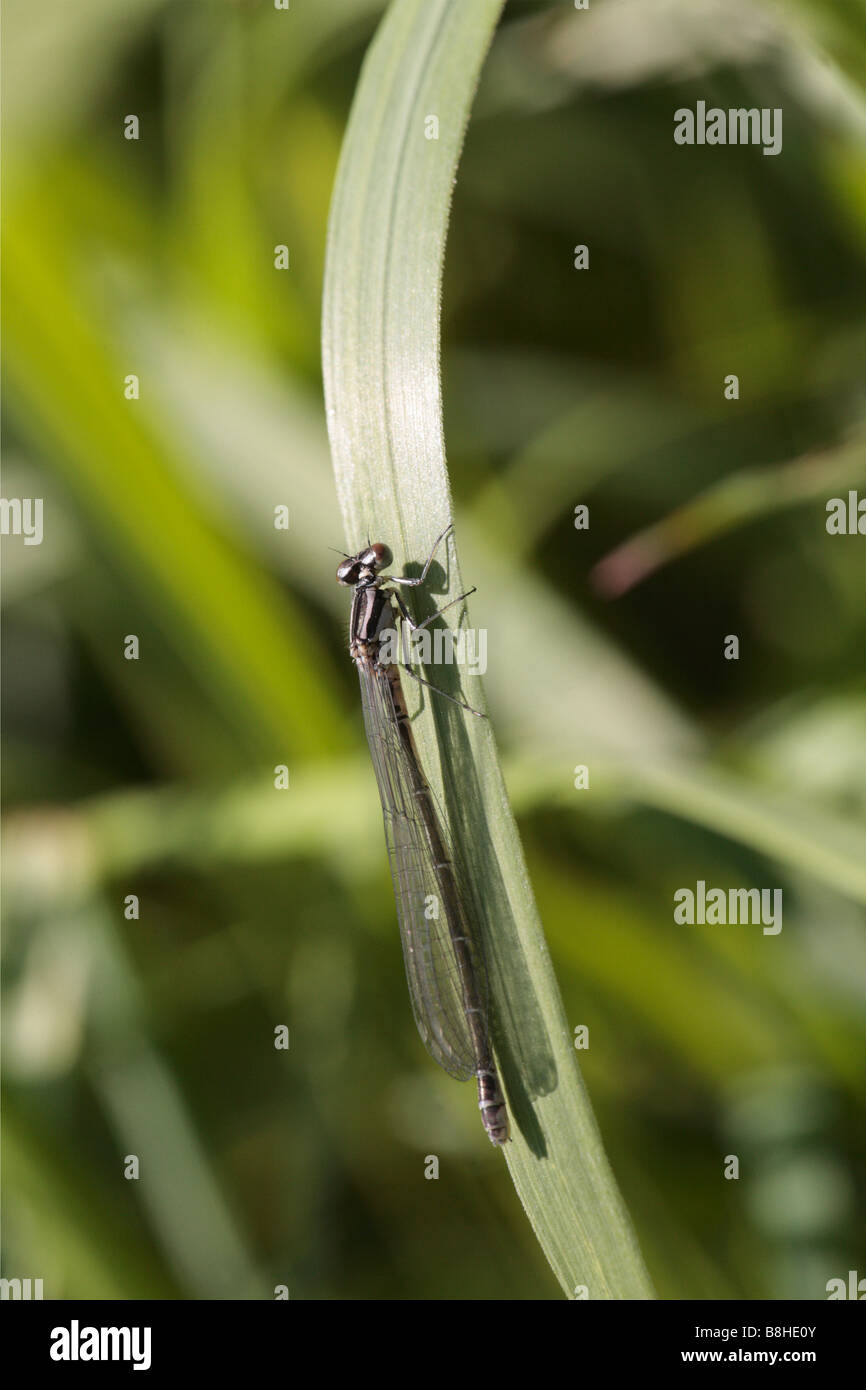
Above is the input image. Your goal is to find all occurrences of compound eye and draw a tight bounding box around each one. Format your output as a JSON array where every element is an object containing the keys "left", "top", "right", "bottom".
[
  {"left": 336, "top": 559, "right": 362, "bottom": 585},
  {"left": 364, "top": 543, "right": 392, "bottom": 570}
]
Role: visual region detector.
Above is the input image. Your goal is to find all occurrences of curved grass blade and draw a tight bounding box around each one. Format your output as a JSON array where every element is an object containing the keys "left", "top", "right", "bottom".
[{"left": 322, "top": 0, "right": 654, "bottom": 1298}]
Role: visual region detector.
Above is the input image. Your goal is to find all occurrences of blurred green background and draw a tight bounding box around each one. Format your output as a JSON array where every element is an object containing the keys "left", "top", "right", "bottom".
[{"left": 3, "top": 0, "right": 866, "bottom": 1300}]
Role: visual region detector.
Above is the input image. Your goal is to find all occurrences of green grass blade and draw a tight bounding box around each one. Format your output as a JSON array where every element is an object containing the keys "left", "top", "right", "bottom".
[{"left": 322, "top": 0, "right": 654, "bottom": 1298}]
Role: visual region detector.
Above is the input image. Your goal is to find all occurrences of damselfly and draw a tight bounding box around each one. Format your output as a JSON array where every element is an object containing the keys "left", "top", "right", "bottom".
[{"left": 337, "top": 525, "right": 509, "bottom": 1146}]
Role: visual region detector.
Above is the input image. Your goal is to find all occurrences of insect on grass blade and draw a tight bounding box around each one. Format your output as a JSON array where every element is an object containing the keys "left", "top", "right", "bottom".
[{"left": 337, "top": 526, "right": 508, "bottom": 1146}]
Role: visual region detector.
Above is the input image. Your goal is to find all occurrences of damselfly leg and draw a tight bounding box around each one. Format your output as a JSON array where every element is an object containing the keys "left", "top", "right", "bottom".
[
  {"left": 387, "top": 523, "right": 455, "bottom": 590},
  {"left": 390, "top": 586, "right": 485, "bottom": 718}
]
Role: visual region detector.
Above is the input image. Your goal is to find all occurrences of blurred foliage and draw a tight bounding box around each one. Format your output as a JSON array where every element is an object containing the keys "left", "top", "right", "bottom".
[{"left": 2, "top": 0, "right": 865, "bottom": 1300}]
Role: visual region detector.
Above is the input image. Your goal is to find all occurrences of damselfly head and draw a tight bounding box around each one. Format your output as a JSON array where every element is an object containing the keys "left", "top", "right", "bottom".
[
  {"left": 336, "top": 543, "right": 392, "bottom": 586},
  {"left": 360, "top": 542, "right": 392, "bottom": 571}
]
